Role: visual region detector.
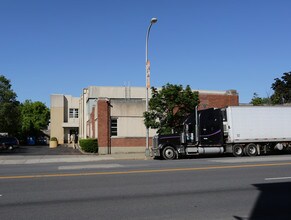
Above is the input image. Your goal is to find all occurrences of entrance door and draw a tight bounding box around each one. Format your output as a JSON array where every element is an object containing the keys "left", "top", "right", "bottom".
[{"left": 199, "top": 108, "right": 223, "bottom": 146}]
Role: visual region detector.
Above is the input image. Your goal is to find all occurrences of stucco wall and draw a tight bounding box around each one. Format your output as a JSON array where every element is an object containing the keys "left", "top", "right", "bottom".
[
  {"left": 50, "top": 94, "right": 80, "bottom": 144},
  {"left": 50, "top": 95, "right": 65, "bottom": 144},
  {"left": 88, "top": 86, "right": 145, "bottom": 99},
  {"left": 65, "top": 95, "right": 80, "bottom": 125},
  {"left": 110, "top": 99, "right": 156, "bottom": 138}
]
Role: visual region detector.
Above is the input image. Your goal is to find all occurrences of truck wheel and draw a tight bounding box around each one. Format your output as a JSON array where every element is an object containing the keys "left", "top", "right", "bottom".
[
  {"left": 233, "top": 144, "right": 244, "bottom": 157},
  {"left": 162, "top": 146, "right": 177, "bottom": 160},
  {"left": 245, "top": 143, "right": 258, "bottom": 156}
]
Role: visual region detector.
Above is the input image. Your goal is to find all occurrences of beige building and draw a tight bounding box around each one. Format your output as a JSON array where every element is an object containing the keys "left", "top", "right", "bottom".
[
  {"left": 50, "top": 86, "right": 239, "bottom": 154},
  {"left": 79, "top": 86, "right": 156, "bottom": 154},
  {"left": 50, "top": 94, "right": 79, "bottom": 144}
]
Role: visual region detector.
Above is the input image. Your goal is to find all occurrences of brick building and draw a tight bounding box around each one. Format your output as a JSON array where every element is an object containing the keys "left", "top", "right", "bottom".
[
  {"left": 78, "top": 86, "right": 239, "bottom": 154},
  {"left": 198, "top": 89, "right": 239, "bottom": 109}
]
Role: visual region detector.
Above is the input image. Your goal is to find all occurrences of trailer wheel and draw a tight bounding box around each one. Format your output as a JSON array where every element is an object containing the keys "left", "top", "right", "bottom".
[
  {"left": 245, "top": 143, "right": 258, "bottom": 156},
  {"left": 162, "top": 146, "right": 177, "bottom": 160},
  {"left": 233, "top": 144, "right": 244, "bottom": 157}
]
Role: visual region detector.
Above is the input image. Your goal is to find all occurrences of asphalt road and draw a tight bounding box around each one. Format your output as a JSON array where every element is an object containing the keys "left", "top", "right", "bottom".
[
  {"left": 1, "top": 155, "right": 291, "bottom": 220},
  {"left": 0, "top": 144, "right": 82, "bottom": 155}
]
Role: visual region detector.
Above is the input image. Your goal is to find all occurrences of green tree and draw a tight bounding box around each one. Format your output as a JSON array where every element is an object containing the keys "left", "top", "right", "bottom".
[
  {"left": 0, "top": 75, "right": 20, "bottom": 136},
  {"left": 250, "top": 93, "right": 271, "bottom": 106},
  {"left": 144, "top": 83, "right": 199, "bottom": 135},
  {"left": 20, "top": 100, "right": 50, "bottom": 137},
  {"left": 271, "top": 72, "right": 291, "bottom": 104}
]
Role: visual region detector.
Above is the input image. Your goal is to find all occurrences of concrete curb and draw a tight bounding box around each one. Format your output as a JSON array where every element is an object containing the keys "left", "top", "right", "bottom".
[{"left": 0, "top": 153, "right": 151, "bottom": 165}]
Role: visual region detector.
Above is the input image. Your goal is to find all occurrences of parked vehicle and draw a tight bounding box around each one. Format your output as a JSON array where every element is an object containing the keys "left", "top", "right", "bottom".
[
  {"left": 152, "top": 106, "right": 291, "bottom": 160},
  {"left": 0, "top": 136, "right": 20, "bottom": 150}
]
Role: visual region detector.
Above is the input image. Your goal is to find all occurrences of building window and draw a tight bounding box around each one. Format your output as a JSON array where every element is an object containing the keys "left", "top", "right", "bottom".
[
  {"left": 111, "top": 118, "right": 118, "bottom": 136},
  {"left": 69, "top": 108, "right": 79, "bottom": 118}
]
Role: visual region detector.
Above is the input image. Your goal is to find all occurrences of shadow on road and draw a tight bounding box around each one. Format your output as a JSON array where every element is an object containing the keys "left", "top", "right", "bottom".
[
  {"left": 234, "top": 182, "right": 291, "bottom": 220},
  {"left": 0, "top": 145, "right": 82, "bottom": 155}
]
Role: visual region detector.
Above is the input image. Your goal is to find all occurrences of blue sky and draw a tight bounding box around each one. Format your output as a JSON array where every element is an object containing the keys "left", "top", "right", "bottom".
[{"left": 1, "top": 0, "right": 290, "bottom": 106}]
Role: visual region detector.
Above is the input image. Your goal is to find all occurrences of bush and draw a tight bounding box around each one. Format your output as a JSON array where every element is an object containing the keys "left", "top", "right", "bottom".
[
  {"left": 79, "top": 138, "right": 98, "bottom": 153},
  {"left": 50, "top": 137, "right": 57, "bottom": 141}
]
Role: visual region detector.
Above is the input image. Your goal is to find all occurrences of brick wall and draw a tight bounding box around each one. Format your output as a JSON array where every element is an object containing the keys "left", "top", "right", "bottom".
[
  {"left": 111, "top": 137, "right": 152, "bottom": 147},
  {"left": 90, "top": 106, "right": 96, "bottom": 138},
  {"left": 199, "top": 92, "right": 239, "bottom": 110},
  {"left": 97, "top": 100, "right": 110, "bottom": 152}
]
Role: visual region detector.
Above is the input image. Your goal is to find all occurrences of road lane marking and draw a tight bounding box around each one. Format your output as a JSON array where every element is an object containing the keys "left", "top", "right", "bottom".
[
  {"left": 58, "top": 164, "right": 123, "bottom": 170},
  {"left": 265, "top": 176, "right": 291, "bottom": 181},
  {"left": 1, "top": 162, "right": 291, "bottom": 180},
  {"left": 211, "top": 155, "right": 291, "bottom": 163}
]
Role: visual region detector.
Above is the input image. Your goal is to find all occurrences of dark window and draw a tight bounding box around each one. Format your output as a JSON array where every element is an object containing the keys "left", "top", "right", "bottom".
[
  {"left": 69, "top": 108, "right": 79, "bottom": 118},
  {"left": 111, "top": 118, "right": 118, "bottom": 136}
]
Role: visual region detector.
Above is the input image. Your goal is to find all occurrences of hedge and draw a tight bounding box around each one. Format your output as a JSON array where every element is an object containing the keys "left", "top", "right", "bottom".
[{"left": 79, "top": 138, "right": 98, "bottom": 153}]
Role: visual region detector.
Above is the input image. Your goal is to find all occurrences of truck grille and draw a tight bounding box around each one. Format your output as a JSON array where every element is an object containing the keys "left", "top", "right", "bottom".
[{"left": 152, "top": 135, "right": 158, "bottom": 149}]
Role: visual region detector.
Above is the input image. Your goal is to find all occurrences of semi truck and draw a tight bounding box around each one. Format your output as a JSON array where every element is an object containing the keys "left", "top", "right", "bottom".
[{"left": 152, "top": 106, "right": 291, "bottom": 160}]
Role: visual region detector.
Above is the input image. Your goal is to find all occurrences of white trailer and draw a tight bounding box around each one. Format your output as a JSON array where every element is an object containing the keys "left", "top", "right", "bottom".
[
  {"left": 224, "top": 106, "right": 291, "bottom": 156},
  {"left": 152, "top": 106, "right": 291, "bottom": 159}
]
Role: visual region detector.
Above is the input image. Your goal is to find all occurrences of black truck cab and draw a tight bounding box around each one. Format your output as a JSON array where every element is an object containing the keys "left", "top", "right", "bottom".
[{"left": 152, "top": 108, "right": 224, "bottom": 160}]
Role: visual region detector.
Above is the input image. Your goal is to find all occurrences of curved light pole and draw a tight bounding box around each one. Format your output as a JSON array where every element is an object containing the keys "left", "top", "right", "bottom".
[{"left": 145, "top": 17, "right": 158, "bottom": 157}]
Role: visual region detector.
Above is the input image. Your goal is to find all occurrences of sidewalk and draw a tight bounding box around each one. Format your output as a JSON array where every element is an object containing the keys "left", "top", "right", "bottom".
[{"left": 0, "top": 152, "right": 150, "bottom": 165}]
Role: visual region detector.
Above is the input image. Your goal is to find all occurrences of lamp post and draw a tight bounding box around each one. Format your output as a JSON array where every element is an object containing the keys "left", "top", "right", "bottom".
[{"left": 145, "top": 17, "right": 158, "bottom": 157}]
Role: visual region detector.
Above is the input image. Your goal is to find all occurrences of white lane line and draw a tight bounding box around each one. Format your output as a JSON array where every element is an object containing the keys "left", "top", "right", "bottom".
[
  {"left": 265, "top": 176, "right": 291, "bottom": 181},
  {"left": 58, "top": 164, "right": 123, "bottom": 170}
]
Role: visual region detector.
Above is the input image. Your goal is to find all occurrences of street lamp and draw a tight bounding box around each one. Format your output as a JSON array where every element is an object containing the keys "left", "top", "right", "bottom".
[{"left": 145, "top": 17, "right": 158, "bottom": 157}]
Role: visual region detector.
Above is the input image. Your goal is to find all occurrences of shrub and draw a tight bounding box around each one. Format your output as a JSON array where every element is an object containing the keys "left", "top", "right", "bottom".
[
  {"left": 50, "top": 137, "right": 57, "bottom": 141},
  {"left": 79, "top": 138, "right": 98, "bottom": 153}
]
